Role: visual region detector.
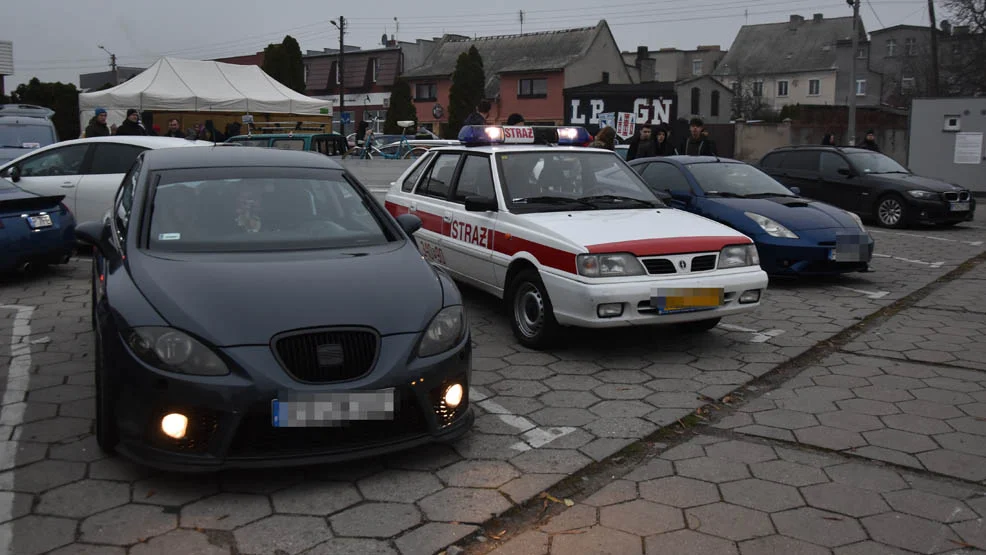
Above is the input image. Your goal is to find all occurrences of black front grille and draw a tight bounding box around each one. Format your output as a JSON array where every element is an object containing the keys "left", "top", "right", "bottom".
[
  {"left": 643, "top": 259, "right": 676, "bottom": 274},
  {"left": 226, "top": 390, "right": 428, "bottom": 457},
  {"left": 274, "top": 329, "right": 378, "bottom": 383},
  {"left": 945, "top": 192, "right": 958, "bottom": 201},
  {"left": 690, "top": 254, "right": 717, "bottom": 272},
  {"left": 944, "top": 191, "right": 970, "bottom": 202}
]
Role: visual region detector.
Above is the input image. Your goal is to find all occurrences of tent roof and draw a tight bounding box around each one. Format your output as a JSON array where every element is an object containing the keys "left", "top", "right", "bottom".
[{"left": 78, "top": 57, "right": 332, "bottom": 115}]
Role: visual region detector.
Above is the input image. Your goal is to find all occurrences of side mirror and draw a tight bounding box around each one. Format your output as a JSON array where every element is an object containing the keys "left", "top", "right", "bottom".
[
  {"left": 75, "top": 221, "right": 115, "bottom": 258},
  {"left": 790, "top": 186, "right": 802, "bottom": 196},
  {"left": 396, "top": 213, "right": 422, "bottom": 236},
  {"left": 837, "top": 167, "right": 853, "bottom": 177},
  {"left": 8, "top": 165, "right": 21, "bottom": 182},
  {"left": 464, "top": 196, "right": 498, "bottom": 212}
]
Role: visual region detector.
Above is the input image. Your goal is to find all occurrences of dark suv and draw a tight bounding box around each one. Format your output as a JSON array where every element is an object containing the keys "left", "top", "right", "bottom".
[{"left": 758, "top": 146, "right": 975, "bottom": 228}]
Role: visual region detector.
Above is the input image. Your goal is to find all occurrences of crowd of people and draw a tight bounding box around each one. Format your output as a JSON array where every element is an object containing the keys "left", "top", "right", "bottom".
[{"left": 82, "top": 108, "right": 240, "bottom": 142}]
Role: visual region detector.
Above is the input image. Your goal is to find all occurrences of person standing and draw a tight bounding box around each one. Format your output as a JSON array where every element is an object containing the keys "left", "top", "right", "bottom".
[
  {"left": 679, "top": 117, "right": 716, "bottom": 156},
  {"left": 822, "top": 132, "right": 837, "bottom": 146},
  {"left": 655, "top": 124, "right": 674, "bottom": 156},
  {"left": 589, "top": 126, "right": 616, "bottom": 150},
  {"left": 115, "top": 109, "right": 147, "bottom": 136},
  {"left": 505, "top": 113, "right": 525, "bottom": 125},
  {"left": 164, "top": 118, "right": 184, "bottom": 138},
  {"left": 84, "top": 108, "right": 110, "bottom": 138},
  {"left": 860, "top": 129, "right": 881, "bottom": 152},
  {"left": 463, "top": 100, "right": 492, "bottom": 126},
  {"left": 626, "top": 124, "right": 659, "bottom": 161}
]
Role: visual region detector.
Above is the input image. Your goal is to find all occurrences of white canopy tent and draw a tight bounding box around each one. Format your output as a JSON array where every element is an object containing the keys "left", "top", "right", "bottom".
[{"left": 78, "top": 57, "right": 332, "bottom": 130}]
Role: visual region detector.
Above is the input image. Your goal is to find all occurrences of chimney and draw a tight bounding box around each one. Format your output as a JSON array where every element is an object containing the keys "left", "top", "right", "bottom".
[
  {"left": 813, "top": 13, "right": 823, "bottom": 22},
  {"left": 636, "top": 45, "right": 649, "bottom": 64},
  {"left": 602, "top": 71, "right": 610, "bottom": 84},
  {"left": 790, "top": 15, "right": 805, "bottom": 26},
  {"left": 940, "top": 20, "right": 952, "bottom": 35}
]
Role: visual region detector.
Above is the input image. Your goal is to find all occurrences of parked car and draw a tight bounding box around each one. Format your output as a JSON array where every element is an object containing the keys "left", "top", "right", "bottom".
[
  {"left": 629, "top": 155, "right": 874, "bottom": 276},
  {"left": 615, "top": 144, "right": 629, "bottom": 160},
  {"left": 0, "top": 179, "right": 76, "bottom": 274},
  {"left": 76, "top": 146, "right": 473, "bottom": 470},
  {"left": 0, "top": 136, "right": 212, "bottom": 225},
  {"left": 0, "top": 104, "right": 59, "bottom": 165},
  {"left": 758, "top": 145, "right": 976, "bottom": 228},
  {"left": 225, "top": 132, "right": 349, "bottom": 157},
  {"left": 375, "top": 139, "right": 460, "bottom": 159}
]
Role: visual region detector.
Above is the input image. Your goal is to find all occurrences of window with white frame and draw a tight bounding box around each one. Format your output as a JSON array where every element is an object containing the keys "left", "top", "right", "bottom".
[
  {"left": 856, "top": 79, "right": 867, "bottom": 96},
  {"left": 371, "top": 59, "right": 379, "bottom": 83},
  {"left": 753, "top": 80, "right": 764, "bottom": 97},
  {"left": 886, "top": 39, "right": 897, "bottom": 57},
  {"left": 777, "top": 80, "right": 789, "bottom": 96},
  {"left": 692, "top": 59, "right": 703, "bottom": 75},
  {"left": 904, "top": 38, "right": 917, "bottom": 56},
  {"left": 901, "top": 77, "right": 915, "bottom": 92},
  {"left": 857, "top": 47, "right": 867, "bottom": 59},
  {"left": 808, "top": 79, "right": 820, "bottom": 96}
]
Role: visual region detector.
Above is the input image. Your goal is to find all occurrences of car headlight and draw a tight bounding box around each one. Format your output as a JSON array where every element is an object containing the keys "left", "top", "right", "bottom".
[
  {"left": 718, "top": 244, "right": 760, "bottom": 269},
  {"left": 418, "top": 305, "right": 466, "bottom": 358},
  {"left": 846, "top": 210, "right": 866, "bottom": 231},
  {"left": 576, "top": 253, "right": 646, "bottom": 277},
  {"left": 127, "top": 327, "right": 229, "bottom": 376},
  {"left": 744, "top": 212, "right": 799, "bottom": 239},
  {"left": 907, "top": 190, "right": 939, "bottom": 200}
]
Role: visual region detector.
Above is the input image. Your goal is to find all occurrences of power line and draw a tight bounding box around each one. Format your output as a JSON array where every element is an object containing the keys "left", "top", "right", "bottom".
[{"left": 867, "top": 0, "right": 887, "bottom": 28}]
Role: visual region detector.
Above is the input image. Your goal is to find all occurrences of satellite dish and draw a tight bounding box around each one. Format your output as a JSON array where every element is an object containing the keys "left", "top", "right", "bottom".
[{"left": 381, "top": 33, "right": 388, "bottom": 46}]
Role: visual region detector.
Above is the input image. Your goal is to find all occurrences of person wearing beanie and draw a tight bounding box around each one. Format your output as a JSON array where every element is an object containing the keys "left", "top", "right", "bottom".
[
  {"left": 505, "top": 113, "right": 525, "bottom": 126},
  {"left": 860, "top": 129, "right": 880, "bottom": 152},
  {"left": 84, "top": 108, "right": 110, "bottom": 138},
  {"left": 115, "top": 108, "right": 147, "bottom": 136}
]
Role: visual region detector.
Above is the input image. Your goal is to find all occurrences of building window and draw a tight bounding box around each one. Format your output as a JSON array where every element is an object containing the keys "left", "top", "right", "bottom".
[
  {"left": 777, "top": 80, "right": 789, "bottom": 97},
  {"left": 690, "top": 87, "right": 701, "bottom": 115},
  {"left": 731, "top": 81, "right": 740, "bottom": 93},
  {"left": 904, "top": 37, "right": 917, "bottom": 56},
  {"left": 334, "top": 62, "right": 341, "bottom": 85},
  {"left": 415, "top": 83, "right": 437, "bottom": 101},
  {"left": 856, "top": 79, "right": 867, "bottom": 96},
  {"left": 711, "top": 90, "right": 720, "bottom": 117},
  {"left": 902, "top": 77, "right": 915, "bottom": 92},
  {"left": 857, "top": 47, "right": 867, "bottom": 59},
  {"left": 886, "top": 39, "right": 897, "bottom": 57},
  {"left": 304, "top": 64, "right": 310, "bottom": 86},
  {"left": 371, "top": 59, "right": 379, "bottom": 83},
  {"left": 753, "top": 81, "right": 764, "bottom": 97},
  {"left": 692, "top": 59, "right": 703, "bottom": 76},
  {"left": 517, "top": 78, "right": 548, "bottom": 98},
  {"left": 808, "top": 79, "right": 820, "bottom": 96}
]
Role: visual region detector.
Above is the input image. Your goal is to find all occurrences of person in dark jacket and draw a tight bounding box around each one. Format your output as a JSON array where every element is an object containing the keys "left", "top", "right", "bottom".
[
  {"left": 679, "top": 117, "right": 716, "bottom": 156},
  {"left": 462, "top": 100, "right": 492, "bottom": 126},
  {"left": 626, "top": 124, "right": 659, "bottom": 161},
  {"left": 164, "top": 118, "right": 184, "bottom": 138},
  {"left": 505, "top": 113, "right": 525, "bottom": 125},
  {"left": 860, "top": 129, "right": 881, "bottom": 152},
  {"left": 822, "top": 132, "right": 837, "bottom": 146},
  {"left": 655, "top": 124, "right": 674, "bottom": 156},
  {"left": 115, "top": 109, "right": 147, "bottom": 136},
  {"left": 84, "top": 108, "right": 110, "bottom": 138}
]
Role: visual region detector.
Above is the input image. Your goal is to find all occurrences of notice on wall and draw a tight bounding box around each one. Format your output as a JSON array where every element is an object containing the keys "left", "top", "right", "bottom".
[
  {"left": 954, "top": 132, "right": 983, "bottom": 164},
  {"left": 598, "top": 112, "right": 615, "bottom": 128},
  {"left": 615, "top": 112, "right": 636, "bottom": 140}
]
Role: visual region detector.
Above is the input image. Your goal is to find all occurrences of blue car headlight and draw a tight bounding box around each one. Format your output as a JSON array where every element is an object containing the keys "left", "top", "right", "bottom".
[
  {"left": 127, "top": 327, "right": 229, "bottom": 376},
  {"left": 744, "top": 212, "right": 799, "bottom": 239},
  {"left": 418, "top": 305, "right": 466, "bottom": 358}
]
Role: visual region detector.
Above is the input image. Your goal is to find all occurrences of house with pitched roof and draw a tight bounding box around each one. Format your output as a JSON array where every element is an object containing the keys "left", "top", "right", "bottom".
[
  {"left": 402, "top": 21, "right": 632, "bottom": 133},
  {"left": 714, "top": 13, "right": 883, "bottom": 116}
]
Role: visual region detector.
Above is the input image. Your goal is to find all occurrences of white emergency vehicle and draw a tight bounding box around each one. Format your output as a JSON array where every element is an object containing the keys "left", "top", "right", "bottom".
[{"left": 384, "top": 125, "right": 769, "bottom": 349}]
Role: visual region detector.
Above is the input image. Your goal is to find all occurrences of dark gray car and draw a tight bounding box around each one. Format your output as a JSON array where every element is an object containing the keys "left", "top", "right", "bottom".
[{"left": 0, "top": 104, "right": 58, "bottom": 165}]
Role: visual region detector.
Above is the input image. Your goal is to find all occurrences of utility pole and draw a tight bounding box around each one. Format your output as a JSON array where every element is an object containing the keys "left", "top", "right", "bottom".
[
  {"left": 847, "top": 0, "right": 860, "bottom": 145},
  {"left": 928, "top": 0, "right": 940, "bottom": 96},
  {"left": 520, "top": 10, "right": 524, "bottom": 35},
  {"left": 98, "top": 45, "right": 118, "bottom": 85},
  {"left": 332, "top": 17, "right": 346, "bottom": 136}
]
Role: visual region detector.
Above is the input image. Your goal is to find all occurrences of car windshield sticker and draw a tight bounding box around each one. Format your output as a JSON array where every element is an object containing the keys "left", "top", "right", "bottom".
[
  {"left": 158, "top": 233, "right": 181, "bottom": 240},
  {"left": 22, "top": 142, "right": 40, "bottom": 148}
]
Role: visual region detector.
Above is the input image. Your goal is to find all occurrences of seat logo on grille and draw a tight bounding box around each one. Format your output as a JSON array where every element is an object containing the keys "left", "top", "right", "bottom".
[
  {"left": 316, "top": 343, "right": 345, "bottom": 367},
  {"left": 679, "top": 260, "right": 687, "bottom": 270}
]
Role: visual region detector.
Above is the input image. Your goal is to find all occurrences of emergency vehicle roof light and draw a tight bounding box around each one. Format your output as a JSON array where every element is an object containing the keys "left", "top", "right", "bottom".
[
  {"left": 554, "top": 127, "right": 592, "bottom": 145},
  {"left": 458, "top": 125, "right": 536, "bottom": 146}
]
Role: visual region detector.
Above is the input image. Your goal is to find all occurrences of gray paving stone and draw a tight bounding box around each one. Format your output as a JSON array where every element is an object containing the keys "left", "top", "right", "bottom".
[
  {"left": 776, "top": 397, "right": 841, "bottom": 415},
  {"left": 623, "top": 459, "right": 675, "bottom": 482},
  {"left": 386, "top": 443, "right": 463, "bottom": 472},
  {"left": 498, "top": 473, "right": 566, "bottom": 505},
  {"left": 486, "top": 531, "right": 549, "bottom": 555},
  {"left": 0, "top": 514, "right": 76, "bottom": 555},
  {"left": 645, "top": 529, "right": 738, "bottom": 555},
  {"left": 128, "top": 529, "right": 231, "bottom": 555},
  {"left": 920, "top": 449, "right": 986, "bottom": 482},
  {"left": 794, "top": 386, "right": 856, "bottom": 403},
  {"left": 547, "top": 360, "right": 602, "bottom": 375},
  {"left": 304, "top": 538, "right": 397, "bottom": 555},
  {"left": 901, "top": 399, "right": 965, "bottom": 420},
  {"left": 358, "top": 469, "right": 444, "bottom": 503},
  {"left": 832, "top": 541, "right": 913, "bottom": 555},
  {"left": 852, "top": 386, "right": 914, "bottom": 403},
  {"left": 180, "top": 493, "right": 272, "bottom": 531},
  {"left": 539, "top": 503, "right": 597, "bottom": 533},
  {"left": 272, "top": 482, "right": 362, "bottom": 516},
  {"left": 750, "top": 460, "right": 828, "bottom": 487},
  {"left": 863, "top": 428, "right": 940, "bottom": 453},
  {"left": 498, "top": 366, "right": 554, "bottom": 381},
  {"left": 735, "top": 425, "right": 797, "bottom": 442},
  {"left": 81, "top": 504, "right": 177, "bottom": 545},
  {"left": 47, "top": 436, "right": 105, "bottom": 463},
  {"left": 394, "top": 522, "right": 478, "bottom": 555},
  {"left": 752, "top": 409, "right": 819, "bottom": 430},
  {"left": 491, "top": 380, "right": 549, "bottom": 398},
  {"left": 37, "top": 479, "right": 130, "bottom": 518},
  {"left": 49, "top": 545, "right": 128, "bottom": 555},
  {"left": 510, "top": 448, "right": 592, "bottom": 474},
  {"left": 647, "top": 379, "right": 703, "bottom": 392},
  {"left": 418, "top": 488, "right": 511, "bottom": 524},
  {"left": 538, "top": 391, "right": 599, "bottom": 408},
  {"left": 685, "top": 502, "right": 773, "bottom": 541},
  {"left": 851, "top": 446, "right": 923, "bottom": 469},
  {"left": 883, "top": 489, "right": 977, "bottom": 523},
  {"left": 0, "top": 401, "right": 57, "bottom": 425},
  {"left": 794, "top": 426, "right": 868, "bottom": 451},
  {"left": 87, "top": 457, "right": 153, "bottom": 481},
  {"left": 835, "top": 398, "right": 900, "bottom": 416},
  {"left": 550, "top": 525, "right": 642, "bottom": 555},
  {"left": 580, "top": 437, "right": 634, "bottom": 461},
  {"left": 936, "top": 432, "right": 986, "bottom": 457},
  {"left": 705, "top": 440, "right": 777, "bottom": 464},
  {"left": 817, "top": 411, "right": 885, "bottom": 433},
  {"left": 438, "top": 460, "right": 521, "bottom": 488},
  {"left": 589, "top": 400, "right": 653, "bottom": 418},
  {"left": 801, "top": 482, "right": 890, "bottom": 517},
  {"left": 951, "top": 518, "right": 986, "bottom": 550},
  {"left": 676, "top": 457, "right": 751, "bottom": 483},
  {"left": 543, "top": 375, "right": 602, "bottom": 391},
  {"left": 330, "top": 502, "right": 421, "bottom": 537},
  {"left": 862, "top": 512, "right": 962, "bottom": 553},
  {"left": 721, "top": 478, "right": 804, "bottom": 513},
  {"left": 584, "top": 417, "right": 657, "bottom": 438},
  {"left": 950, "top": 416, "right": 986, "bottom": 438},
  {"left": 914, "top": 388, "right": 975, "bottom": 405},
  {"left": 582, "top": 480, "right": 637, "bottom": 507},
  {"left": 738, "top": 535, "right": 831, "bottom": 555},
  {"left": 217, "top": 470, "right": 302, "bottom": 494},
  {"left": 528, "top": 408, "right": 596, "bottom": 427},
  {"left": 826, "top": 463, "right": 907, "bottom": 493},
  {"left": 600, "top": 499, "right": 685, "bottom": 536},
  {"left": 596, "top": 369, "right": 651, "bottom": 384},
  {"left": 133, "top": 475, "right": 220, "bottom": 507},
  {"left": 773, "top": 507, "right": 867, "bottom": 547},
  {"left": 233, "top": 515, "right": 333, "bottom": 555},
  {"left": 639, "top": 476, "right": 720, "bottom": 508},
  {"left": 0, "top": 458, "right": 86, "bottom": 493}
]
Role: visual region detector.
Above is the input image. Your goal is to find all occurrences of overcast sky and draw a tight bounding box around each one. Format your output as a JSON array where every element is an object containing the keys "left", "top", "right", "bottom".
[{"left": 3, "top": 0, "right": 940, "bottom": 90}]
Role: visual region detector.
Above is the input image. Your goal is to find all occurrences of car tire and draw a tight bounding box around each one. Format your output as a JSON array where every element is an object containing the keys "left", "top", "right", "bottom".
[
  {"left": 507, "top": 269, "right": 560, "bottom": 350},
  {"left": 875, "top": 194, "right": 908, "bottom": 228},
  {"left": 679, "top": 317, "right": 721, "bottom": 333},
  {"left": 93, "top": 330, "right": 118, "bottom": 453}
]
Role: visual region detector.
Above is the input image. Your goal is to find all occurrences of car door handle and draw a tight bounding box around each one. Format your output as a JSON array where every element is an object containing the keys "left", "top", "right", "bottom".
[
  {"left": 60, "top": 183, "right": 75, "bottom": 188},
  {"left": 443, "top": 213, "right": 453, "bottom": 223}
]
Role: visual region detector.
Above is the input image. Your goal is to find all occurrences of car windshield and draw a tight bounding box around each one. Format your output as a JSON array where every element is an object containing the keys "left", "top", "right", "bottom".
[
  {"left": 846, "top": 152, "right": 910, "bottom": 174},
  {"left": 147, "top": 168, "right": 395, "bottom": 253},
  {"left": 0, "top": 124, "right": 55, "bottom": 148},
  {"left": 687, "top": 162, "right": 796, "bottom": 198},
  {"left": 495, "top": 151, "right": 666, "bottom": 212}
]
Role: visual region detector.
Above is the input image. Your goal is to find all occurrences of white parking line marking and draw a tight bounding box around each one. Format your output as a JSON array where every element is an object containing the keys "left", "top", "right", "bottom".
[
  {"left": 718, "top": 324, "right": 786, "bottom": 343},
  {"left": 469, "top": 388, "right": 576, "bottom": 452},
  {"left": 872, "top": 253, "right": 945, "bottom": 268},
  {"left": 0, "top": 305, "right": 35, "bottom": 554},
  {"left": 868, "top": 229, "right": 984, "bottom": 247},
  {"left": 836, "top": 286, "right": 890, "bottom": 299}
]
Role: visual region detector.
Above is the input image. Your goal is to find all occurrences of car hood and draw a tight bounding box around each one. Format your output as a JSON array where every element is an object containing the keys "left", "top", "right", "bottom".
[
  {"left": 518, "top": 208, "right": 752, "bottom": 255},
  {"left": 128, "top": 242, "right": 445, "bottom": 347},
  {"left": 867, "top": 173, "right": 964, "bottom": 192},
  {"left": 706, "top": 196, "right": 859, "bottom": 231}
]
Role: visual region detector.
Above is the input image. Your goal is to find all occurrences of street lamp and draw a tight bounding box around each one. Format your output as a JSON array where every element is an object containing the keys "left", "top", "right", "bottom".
[{"left": 98, "top": 45, "right": 119, "bottom": 86}]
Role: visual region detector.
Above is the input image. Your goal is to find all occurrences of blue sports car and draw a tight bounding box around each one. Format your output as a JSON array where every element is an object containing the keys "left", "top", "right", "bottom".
[
  {"left": 0, "top": 179, "right": 75, "bottom": 274},
  {"left": 629, "top": 156, "right": 874, "bottom": 276}
]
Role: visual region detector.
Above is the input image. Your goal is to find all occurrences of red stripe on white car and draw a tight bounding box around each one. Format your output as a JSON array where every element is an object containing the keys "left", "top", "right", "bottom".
[
  {"left": 491, "top": 232, "right": 578, "bottom": 274},
  {"left": 586, "top": 236, "right": 751, "bottom": 256}
]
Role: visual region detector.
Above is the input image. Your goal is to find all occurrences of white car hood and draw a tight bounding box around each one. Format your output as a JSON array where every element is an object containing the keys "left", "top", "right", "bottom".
[{"left": 517, "top": 208, "right": 752, "bottom": 255}]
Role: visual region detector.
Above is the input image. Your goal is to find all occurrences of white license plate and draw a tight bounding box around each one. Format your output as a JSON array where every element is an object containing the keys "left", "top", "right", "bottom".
[
  {"left": 950, "top": 202, "right": 970, "bottom": 212},
  {"left": 271, "top": 390, "right": 395, "bottom": 427},
  {"left": 27, "top": 214, "right": 52, "bottom": 229}
]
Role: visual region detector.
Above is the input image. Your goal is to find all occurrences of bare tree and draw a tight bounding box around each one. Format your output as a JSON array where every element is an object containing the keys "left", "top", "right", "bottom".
[
  {"left": 940, "top": 0, "right": 986, "bottom": 95},
  {"left": 720, "top": 62, "right": 770, "bottom": 120}
]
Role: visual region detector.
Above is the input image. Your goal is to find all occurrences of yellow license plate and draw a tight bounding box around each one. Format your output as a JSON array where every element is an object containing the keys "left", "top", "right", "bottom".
[{"left": 652, "top": 288, "right": 723, "bottom": 314}]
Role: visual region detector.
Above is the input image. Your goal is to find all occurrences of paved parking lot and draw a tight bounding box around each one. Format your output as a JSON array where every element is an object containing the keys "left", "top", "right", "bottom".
[{"left": 1, "top": 212, "right": 985, "bottom": 555}]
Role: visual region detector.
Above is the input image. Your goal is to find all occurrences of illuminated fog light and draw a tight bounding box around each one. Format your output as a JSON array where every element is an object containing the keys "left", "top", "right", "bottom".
[
  {"left": 161, "top": 413, "right": 188, "bottom": 439},
  {"left": 597, "top": 303, "right": 624, "bottom": 318},
  {"left": 739, "top": 290, "right": 761, "bottom": 304},
  {"left": 444, "top": 384, "right": 464, "bottom": 408}
]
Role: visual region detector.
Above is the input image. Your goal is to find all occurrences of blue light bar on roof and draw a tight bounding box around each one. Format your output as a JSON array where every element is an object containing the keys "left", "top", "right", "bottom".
[
  {"left": 554, "top": 127, "right": 592, "bottom": 145},
  {"left": 458, "top": 125, "right": 536, "bottom": 145}
]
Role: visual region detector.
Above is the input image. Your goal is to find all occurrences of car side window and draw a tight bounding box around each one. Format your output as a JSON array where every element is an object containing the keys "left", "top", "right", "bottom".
[
  {"left": 88, "top": 143, "right": 148, "bottom": 175},
  {"left": 401, "top": 153, "right": 432, "bottom": 192},
  {"left": 18, "top": 144, "right": 90, "bottom": 177},
  {"left": 819, "top": 152, "right": 850, "bottom": 179},
  {"left": 780, "top": 150, "right": 821, "bottom": 173},
  {"left": 113, "top": 156, "right": 141, "bottom": 244},
  {"left": 641, "top": 162, "right": 693, "bottom": 195},
  {"left": 416, "top": 153, "right": 461, "bottom": 199},
  {"left": 760, "top": 153, "right": 782, "bottom": 169},
  {"left": 451, "top": 154, "right": 495, "bottom": 202}
]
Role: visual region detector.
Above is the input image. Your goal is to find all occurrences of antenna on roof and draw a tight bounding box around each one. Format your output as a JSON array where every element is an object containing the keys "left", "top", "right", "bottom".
[
  {"left": 394, "top": 17, "right": 399, "bottom": 42},
  {"left": 520, "top": 10, "right": 524, "bottom": 35},
  {"left": 745, "top": 9, "right": 749, "bottom": 24}
]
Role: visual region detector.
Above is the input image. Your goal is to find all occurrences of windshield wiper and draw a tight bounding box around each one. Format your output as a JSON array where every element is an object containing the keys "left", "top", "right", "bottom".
[
  {"left": 512, "top": 196, "right": 598, "bottom": 209},
  {"left": 0, "top": 145, "right": 34, "bottom": 149},
  {"left": 873, "top": 170, "right": 910, "bottom": 174},
  {"left": 704, "top": 191, "right": 745, "bottom": 198},
  {"left": 741, "top": 192, "right": 795, "bottom": 198},
  {"left": 577, "top": 194, "right": 658, "bottom": 208}
]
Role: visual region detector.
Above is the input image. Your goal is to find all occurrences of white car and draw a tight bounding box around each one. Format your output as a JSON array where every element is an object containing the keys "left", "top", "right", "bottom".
[
  {"left": 0, "top": 136, "right": 213, "bottom": 225},
  {"left": 384, "top": 125, "right": 770, "bottom": 349}
]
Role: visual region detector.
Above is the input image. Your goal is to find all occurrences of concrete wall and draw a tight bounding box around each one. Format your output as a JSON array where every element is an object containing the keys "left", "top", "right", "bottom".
[
  {"left": 908, "top": 97, "right": 986, "bottom": 193},
  {"left": 732, "top": 120, "right": 908, "bottom": 165}
]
